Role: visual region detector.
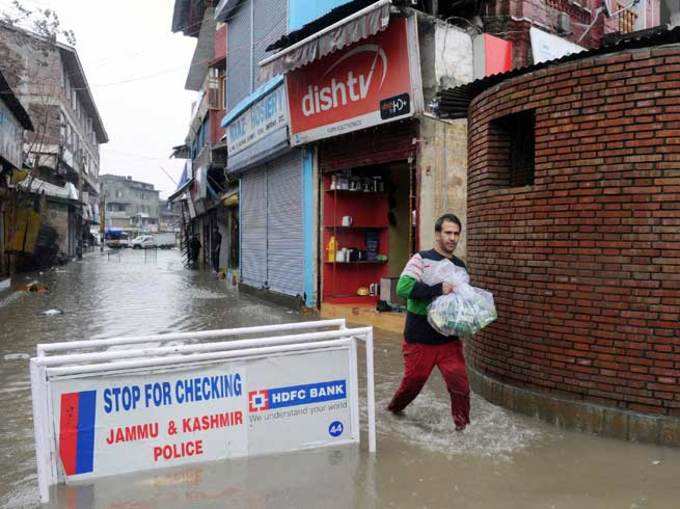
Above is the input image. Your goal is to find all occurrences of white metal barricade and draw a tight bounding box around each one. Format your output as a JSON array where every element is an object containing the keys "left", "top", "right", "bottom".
[{"left": 31, "top": 320, "right": 376, "bottom": 504}]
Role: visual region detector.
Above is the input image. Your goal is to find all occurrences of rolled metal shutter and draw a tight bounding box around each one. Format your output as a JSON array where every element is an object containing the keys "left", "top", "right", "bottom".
[
  {"left": 266, "top": 150, "right": 304, "bottom": 297},
  {"left": 240, "top": 169, "right": 267, "bottom": 288}
]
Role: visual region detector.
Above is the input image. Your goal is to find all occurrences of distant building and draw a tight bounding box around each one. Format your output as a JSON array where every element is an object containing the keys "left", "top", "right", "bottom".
[
  {"left": 0, "top": 68, "right": 34, "bottom": 279},
  {"left": 170, "top": 1, "right": 237, "bottom": 273},
  {"left": 0, "top": 22, "right": 108, "bottom": 261},
  {"left": 159, "top": 199, "right": 181, "bottom": 232},
  {"left": 100, "top": 175, "right": 160, "bottom": 233}
]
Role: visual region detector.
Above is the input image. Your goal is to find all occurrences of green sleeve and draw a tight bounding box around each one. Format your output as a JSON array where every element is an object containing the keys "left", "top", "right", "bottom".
[{"left": 397, "top": 275, "right": 416, "bottom": 299}]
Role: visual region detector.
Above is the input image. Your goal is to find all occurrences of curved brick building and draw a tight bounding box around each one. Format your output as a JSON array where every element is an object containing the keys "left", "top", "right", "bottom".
[{"left": 461, "top": 34, "right": 680, "bottom": 444}]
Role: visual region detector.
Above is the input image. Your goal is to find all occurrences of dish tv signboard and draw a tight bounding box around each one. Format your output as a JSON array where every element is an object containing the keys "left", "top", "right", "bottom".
[
  {"left": 286, "top": 17, "right": 423, "bottom": 146},
  {"left": 30, "top": 322, "right": 376, "bottom": 503}
]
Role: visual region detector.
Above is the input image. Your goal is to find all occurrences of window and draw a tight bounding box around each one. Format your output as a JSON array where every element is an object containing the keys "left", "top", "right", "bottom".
[
  {"left": 618, "top": 2, "right": 637, "bottom": 33},
  {"left": 489, "top": 110, "right": 536, "bottom": 187}
]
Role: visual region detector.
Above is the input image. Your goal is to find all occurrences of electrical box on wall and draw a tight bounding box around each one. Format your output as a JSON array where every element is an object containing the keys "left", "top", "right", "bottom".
[{"left": 380, "top": 277, "right": 405, "bottom": 308}]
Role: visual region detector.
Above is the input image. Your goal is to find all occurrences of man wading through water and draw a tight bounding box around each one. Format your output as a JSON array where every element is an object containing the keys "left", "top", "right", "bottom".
[{"left": 387, "top": 213, "right": 470, "bottom": 430}]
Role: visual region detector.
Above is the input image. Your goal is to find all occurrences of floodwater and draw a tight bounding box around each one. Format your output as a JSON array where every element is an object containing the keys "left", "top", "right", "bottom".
[{"left": 1, "top": 250, "right": 679, "bottom": 508}]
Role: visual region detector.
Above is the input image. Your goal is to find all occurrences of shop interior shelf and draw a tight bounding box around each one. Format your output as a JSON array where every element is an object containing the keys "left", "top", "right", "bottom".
[
  {"left": 324, "top": 260, "right": 387, "bottom": 265},
  {"left": 324, "top": 189, "right": 387, "bottom": 196}
]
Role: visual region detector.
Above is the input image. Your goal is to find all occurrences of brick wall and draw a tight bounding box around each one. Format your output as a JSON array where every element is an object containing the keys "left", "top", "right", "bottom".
[{"left": 467, "top": 43, "right": 680, "bottom": 417}]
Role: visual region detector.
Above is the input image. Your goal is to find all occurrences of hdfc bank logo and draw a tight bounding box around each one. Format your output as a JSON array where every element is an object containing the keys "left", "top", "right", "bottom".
[
  {"left": 301, "top": 44, "right": 388, "bottom": 117},
  {"left": 248, "top": 390, "right": 269, "bottom": 413}
]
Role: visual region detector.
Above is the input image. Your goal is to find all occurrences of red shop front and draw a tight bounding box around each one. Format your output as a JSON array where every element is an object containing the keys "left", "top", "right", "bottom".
[
  {"left": 283, "top": 14, "right": 423, "bottom": 310},
  {"left": 319, "top": 120, "right": 418, "bottom": 306}
]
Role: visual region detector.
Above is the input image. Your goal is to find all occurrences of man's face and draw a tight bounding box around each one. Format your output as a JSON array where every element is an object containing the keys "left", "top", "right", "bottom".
[{"left": 435, "top": 220, "right": 461, "bottom": 256}]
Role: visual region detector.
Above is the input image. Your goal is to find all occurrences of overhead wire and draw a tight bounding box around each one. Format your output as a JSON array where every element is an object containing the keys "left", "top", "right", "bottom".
[{"left": 0, "top": 6, "right": 287, "bottom": 93}]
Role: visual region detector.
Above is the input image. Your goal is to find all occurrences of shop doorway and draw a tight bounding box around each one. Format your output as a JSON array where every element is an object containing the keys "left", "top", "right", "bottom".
[{"left": 321, "top": 161, "right": 415, "bottom": 305}]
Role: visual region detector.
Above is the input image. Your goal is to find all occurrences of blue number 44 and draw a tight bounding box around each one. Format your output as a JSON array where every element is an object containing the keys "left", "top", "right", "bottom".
[{"left": 328, "top": 421, "right": 344, "bottom": 437}]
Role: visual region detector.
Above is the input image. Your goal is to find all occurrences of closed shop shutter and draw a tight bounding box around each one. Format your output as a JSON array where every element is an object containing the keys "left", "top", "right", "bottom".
[
  {"left": 266, "top": 150, "right": 304, "bottom": 297},
  {"left": 240, "top": 169, "right": 267, "bottom": 288}
]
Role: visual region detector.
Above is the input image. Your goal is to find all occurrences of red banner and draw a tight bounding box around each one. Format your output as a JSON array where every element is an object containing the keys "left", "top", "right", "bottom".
[{"left": 286, "top": 18, "right": 414, "bottom": 145}]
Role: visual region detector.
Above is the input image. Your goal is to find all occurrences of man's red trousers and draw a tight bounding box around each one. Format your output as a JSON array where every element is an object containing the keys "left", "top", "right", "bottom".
[{"left": 388, "top": 340, "right": 470, "bottom": 429}]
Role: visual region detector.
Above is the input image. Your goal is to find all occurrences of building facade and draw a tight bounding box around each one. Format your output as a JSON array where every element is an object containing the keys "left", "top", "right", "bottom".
[
  {"left": 0, "top": 69, "right": 34, "bottom": 280},
  {"left": 254, "top": 0, "right": 495, "bottom": 317},
  {"left": 171, "top": 1, "right": 236, "bottom": 274},
  {"left": 159, "top": 200, "right": 182, "bottom": 233},
  {"left": 100, "top": 175, "right": 161, "bottom": 233},
  {"left": 482, "top": 0, "right": 661, "bottom": 69},
  {"left": 170, "top": 0, "right": 666, "bottom": 316},
  {"left": 216, "top": 0, "right": 315, "bottom": 305},
  {"left": 0, "top": 23, "right": 108, "bottom": 264}
]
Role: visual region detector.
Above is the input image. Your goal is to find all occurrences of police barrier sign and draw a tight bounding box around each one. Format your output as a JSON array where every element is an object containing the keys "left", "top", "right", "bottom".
[
  {"left": 50, "top": 350, "right": 353, "bottom": 480},
  {"left": 31, "top": 322, "right": 376, "bottom": 503}
]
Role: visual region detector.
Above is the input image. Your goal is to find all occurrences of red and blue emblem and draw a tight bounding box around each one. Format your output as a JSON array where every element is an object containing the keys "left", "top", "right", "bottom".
[
  {"left": 59, "top": 391, "right": 96, "bottom": 475},
  {"left": 248, "top": 390, "right": 269, "bottom": 412}
]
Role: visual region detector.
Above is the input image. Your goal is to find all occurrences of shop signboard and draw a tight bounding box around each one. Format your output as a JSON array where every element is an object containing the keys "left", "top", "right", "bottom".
[
  {"left": 225, "top": 83, "right": 288, "bottom": 158},
  {"left": 47, "top": 349, "right": 353, "bottom": 481},
  {"left": 285, "top": 17, "right": 422, "bottom": 146},
  {"left": 0, "top": 100, "right": 23, "bottom": 169}
]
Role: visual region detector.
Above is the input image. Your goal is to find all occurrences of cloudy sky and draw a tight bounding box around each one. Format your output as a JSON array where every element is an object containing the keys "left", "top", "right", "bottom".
[{"left": 1, "top": 0, "right": 198, "bottom": 199}]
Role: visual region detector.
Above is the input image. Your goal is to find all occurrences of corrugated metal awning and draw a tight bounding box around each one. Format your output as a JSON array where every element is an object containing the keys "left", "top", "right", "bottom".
[
  {"left": 168, "top": 179, "right": 193, "bottom": 202},
  {"left": 258, "top": 0, "right": 391, "bottom": 77},
  {"left": 438, "top": 25, "right": 680, "bottom": 120}
]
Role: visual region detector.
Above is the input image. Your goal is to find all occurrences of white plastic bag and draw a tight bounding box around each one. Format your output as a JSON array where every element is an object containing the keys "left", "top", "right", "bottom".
[{"left": 427, "top": 262, "right": 497, "bottom": 337}]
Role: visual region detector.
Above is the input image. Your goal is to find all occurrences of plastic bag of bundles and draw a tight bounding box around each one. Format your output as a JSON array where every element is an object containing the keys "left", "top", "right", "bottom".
[{"left": 427, "top": 262, "right": 497, "bottom": 337}]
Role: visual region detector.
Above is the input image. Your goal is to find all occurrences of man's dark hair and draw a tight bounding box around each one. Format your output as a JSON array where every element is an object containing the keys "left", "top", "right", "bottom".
[{"left": 435, "top": 213, "right": 462, "bottom": 232}]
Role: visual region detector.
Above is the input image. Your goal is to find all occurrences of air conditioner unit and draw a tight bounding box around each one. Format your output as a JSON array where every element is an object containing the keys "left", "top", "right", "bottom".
[{"left": 557, "top": 12, "right": 571, "bottom": 34}]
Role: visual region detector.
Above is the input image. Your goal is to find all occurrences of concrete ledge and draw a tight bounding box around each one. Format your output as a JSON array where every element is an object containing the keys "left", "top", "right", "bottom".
[
  {"left": 468, "top": 366, "right": 680, "bottom": 446},
  {"left": 320, "top": 302, "right": 405, "bottom": 335},
  {"left": 237, "top": 283, "right": 305, "bottom": 310}
]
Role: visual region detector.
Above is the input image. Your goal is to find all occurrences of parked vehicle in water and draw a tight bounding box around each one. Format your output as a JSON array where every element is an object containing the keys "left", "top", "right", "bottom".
[
  {"left": 130, "top": 235, "right": 155, "bottom": 249},
  {"left": 153, "top": 232, "right": 176, "bottom": 249},
  {"left": 104, "top": 229, "right": 129, "bottom": 248},
  {"left": 130, "top": 233, "right": 176, "bottom": 249}
]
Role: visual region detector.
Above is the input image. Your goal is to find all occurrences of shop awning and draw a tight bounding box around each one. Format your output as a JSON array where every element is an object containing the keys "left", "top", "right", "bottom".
[
  {"left": 168, "top": 161, "right": 193, "bottom": 202},
  {"left": 18, "top": 178, "right": 79, "bottom": 201},
  {"left": 168, "top": 179, "right": 193, "bottom": 202},
  {"left": 258, "top": 0, "right": 391, "bottom": 77},
  {"left": 170, "top": 144, "right": 189, "bottom": 159},
  {"left": 220, "top": 76, "right": 283, "bottom": 129},
  {"left": 0, "top": 70, "right": 33, "bottom": 131}
]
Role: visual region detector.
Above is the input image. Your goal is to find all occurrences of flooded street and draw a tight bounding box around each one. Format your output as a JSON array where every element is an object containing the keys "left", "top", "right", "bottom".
[{"left": 1, "top": 250, "right": 679, "bottom": 508}]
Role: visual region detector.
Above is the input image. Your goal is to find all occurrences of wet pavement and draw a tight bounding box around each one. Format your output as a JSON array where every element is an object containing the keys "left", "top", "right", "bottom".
[{"left": 1, "top": 249, "right": 679, "bottom": 508}]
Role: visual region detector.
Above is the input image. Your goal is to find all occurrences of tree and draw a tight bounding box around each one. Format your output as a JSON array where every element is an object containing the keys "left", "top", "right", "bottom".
[{"left": 1, "top": 1, "right": 76, "bottom": 46}]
